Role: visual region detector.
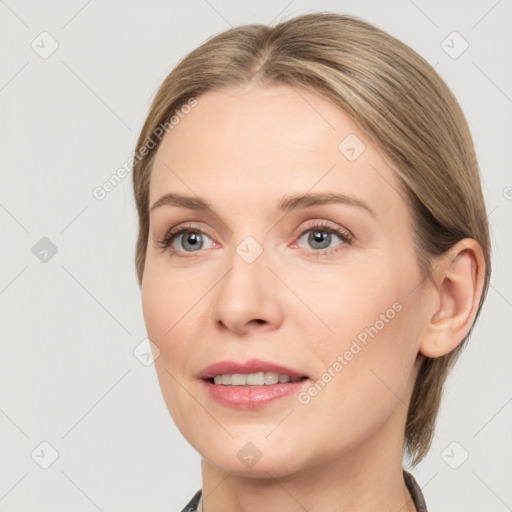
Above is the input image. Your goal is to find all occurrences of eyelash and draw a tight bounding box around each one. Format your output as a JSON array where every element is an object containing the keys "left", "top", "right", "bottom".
[{"left": 155, "top": 220, "right": 354, "bottom": 258}]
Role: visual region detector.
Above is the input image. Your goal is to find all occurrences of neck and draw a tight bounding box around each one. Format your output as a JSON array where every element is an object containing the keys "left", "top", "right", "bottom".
[{"left": 199, "top": 408, "right": 417, "bottom": 512}]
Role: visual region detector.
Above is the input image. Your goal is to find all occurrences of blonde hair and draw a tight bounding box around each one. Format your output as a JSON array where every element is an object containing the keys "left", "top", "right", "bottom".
[{"left": 132, "top": 12, "right": 491, "bottom": 466}]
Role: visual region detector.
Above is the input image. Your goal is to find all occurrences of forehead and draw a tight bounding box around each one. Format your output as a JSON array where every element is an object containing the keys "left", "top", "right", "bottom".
[{"left": 149, "top": 83, "right": 407, "bottom": 221}]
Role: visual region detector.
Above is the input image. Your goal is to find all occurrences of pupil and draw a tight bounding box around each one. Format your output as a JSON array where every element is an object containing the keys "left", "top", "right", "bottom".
[
  {"left": 184, "top": 232, "right": 202, "bottom": 251},
  {"left": 309, "top": 230, "right": 330, "bottom": 249}
]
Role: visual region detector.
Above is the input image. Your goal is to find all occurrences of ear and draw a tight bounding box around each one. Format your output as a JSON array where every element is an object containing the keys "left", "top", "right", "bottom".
[{"left": 419, "top": 238, "right": 486, "bottom": 358}]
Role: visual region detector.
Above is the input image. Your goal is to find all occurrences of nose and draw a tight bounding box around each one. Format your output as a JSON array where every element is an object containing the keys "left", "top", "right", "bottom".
[{"left": 212, "top": 240, "right": 285, "bottom": 336}]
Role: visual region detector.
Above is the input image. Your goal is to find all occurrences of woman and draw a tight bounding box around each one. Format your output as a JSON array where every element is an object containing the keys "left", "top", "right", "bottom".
[{"left": 131, "top": 13, "right": 490, "bottom": 512}]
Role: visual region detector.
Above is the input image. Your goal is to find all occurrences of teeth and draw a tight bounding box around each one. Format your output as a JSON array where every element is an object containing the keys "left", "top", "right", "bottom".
[
  {"left": 212, "top": 372, "right": 303, "bottom": 386},
  {"left": 265, "top": 372, "right": 279, "bottom": 385},
  {"left": 231, "top": 373, "right": 247, "bottom": 386},
  {"left": 247, "top": 372, "right": 265, "bottom": 385}
]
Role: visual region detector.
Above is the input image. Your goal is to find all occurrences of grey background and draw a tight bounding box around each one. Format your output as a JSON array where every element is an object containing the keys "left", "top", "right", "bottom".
[{"left": 1, "top": 0, "right": 511, "bottom": 510}]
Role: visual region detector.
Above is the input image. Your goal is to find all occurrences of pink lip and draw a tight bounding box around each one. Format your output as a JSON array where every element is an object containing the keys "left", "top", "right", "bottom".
[
  {"left": 199, "top": 358, "right": 307, "bottom": 380},
  {"left": 198, "top": 358, "right": 310, "bottom": 409},
  {"left": 201, "top": 380, "right": 309, "bottom": 409}
]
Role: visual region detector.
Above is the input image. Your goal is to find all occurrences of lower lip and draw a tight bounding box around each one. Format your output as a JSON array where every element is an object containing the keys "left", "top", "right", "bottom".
[{"left": 202, "top": 379, "right": 310, "bottom": 409}]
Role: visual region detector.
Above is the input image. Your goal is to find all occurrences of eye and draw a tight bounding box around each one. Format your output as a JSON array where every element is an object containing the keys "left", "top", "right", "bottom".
[
  {"left": 156, "top": 220, "right": 353, "bottom": 258},
  {"left": 156, "top": 225, "right": 215, "bottom": 255},
  {"left": 294, "top": 220, "right": 353, "bottom": 254}
]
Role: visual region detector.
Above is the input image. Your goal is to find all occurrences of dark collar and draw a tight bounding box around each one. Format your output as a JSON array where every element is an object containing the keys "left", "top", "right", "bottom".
[{"left": 403, "top": 469, "right": 429, "bottom": 512}]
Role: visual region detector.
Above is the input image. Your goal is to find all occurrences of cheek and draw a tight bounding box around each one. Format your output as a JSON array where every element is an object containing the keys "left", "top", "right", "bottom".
[
  {"left": 141, "top": 266, "right": 207, "bottom": 437},
  {"left": 141, "top": 274, "right": 174, "bottom": 346},
  {"left": 141, "top": 259, "right": 208, "bottom": 342},
  {"left": 141, "top": 263, "right": 200, "bottom": 401},
  {"left": 295, "top": 262, "right": 420, "bottom": 404},
  {"left": 292, "top": 262, "right": 402, "bottom": 347},
  {"left": 293, "top": 295, "right": 420, "bottom": 458}
]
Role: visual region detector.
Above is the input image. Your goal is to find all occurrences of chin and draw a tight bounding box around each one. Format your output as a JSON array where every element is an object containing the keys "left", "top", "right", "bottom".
[
  {"left": 189, "top": 431, "right": 312, "bottom": 478},
  {"left": 203, "top": 447, "right": 309, "bottom": 478}
]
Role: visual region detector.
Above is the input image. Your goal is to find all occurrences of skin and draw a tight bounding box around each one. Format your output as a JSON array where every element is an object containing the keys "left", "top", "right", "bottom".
[{"left": 141, "top": 82, "right": 484, "bottom": 512}]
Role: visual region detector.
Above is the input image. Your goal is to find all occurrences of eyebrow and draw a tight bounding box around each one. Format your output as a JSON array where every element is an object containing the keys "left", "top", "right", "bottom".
[{"left": 149, "top": 192, "right": 375, "bottom": 217}]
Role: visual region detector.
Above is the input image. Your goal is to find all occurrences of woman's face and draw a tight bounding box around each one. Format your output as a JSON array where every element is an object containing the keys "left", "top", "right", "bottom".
[{"left": 142, "top": 83, "right": 430, "bottom": 476}]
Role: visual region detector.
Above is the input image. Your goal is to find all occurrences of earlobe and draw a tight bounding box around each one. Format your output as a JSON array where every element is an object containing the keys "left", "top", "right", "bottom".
[{"left": 419, "top": 238, "right": 485, "bottom": 359}]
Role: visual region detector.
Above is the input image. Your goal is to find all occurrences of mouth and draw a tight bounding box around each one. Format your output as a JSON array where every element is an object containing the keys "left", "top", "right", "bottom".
[{"left": 199, "top": 358, "right": 310, "bottom": 409}]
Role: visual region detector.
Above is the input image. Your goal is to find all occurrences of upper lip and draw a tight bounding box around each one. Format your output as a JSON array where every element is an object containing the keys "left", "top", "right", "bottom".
[{"left": 199, "top": 358, "right": 308, "bottom": 380}]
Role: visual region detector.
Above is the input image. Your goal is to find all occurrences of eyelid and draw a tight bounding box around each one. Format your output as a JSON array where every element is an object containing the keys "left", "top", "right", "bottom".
[
  {"left": 154, "top": 221, "right": 216, "bottom": 252},
  {"left": 291, "top": 219, "right": 353, "bottom": 243},
  {"left": 290, "top": 223, "right": 353, "bottom": 258}
]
